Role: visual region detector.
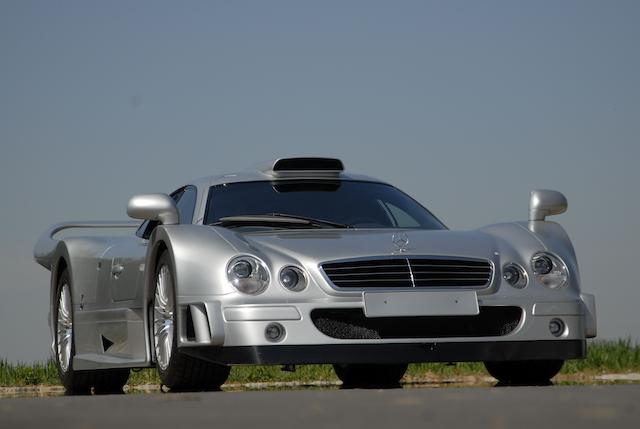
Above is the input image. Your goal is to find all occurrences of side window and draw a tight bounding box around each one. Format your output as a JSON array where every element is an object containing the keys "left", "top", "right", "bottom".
[
  {"left": 382, "top": 202, "right": 421, "bottom": 228},
  {"left": 175, "top": 186, "right": 197, "bottom": 224},
  {"left": 135, "top": 220, "right": 148, "bottom": 238}
]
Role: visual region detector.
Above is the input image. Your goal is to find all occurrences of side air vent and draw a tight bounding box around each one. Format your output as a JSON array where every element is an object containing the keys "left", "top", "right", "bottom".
[
  {"left": 272, "top": 157, "right": 344, "bottom": 172},
  {"left": 101, "top": 335, "right": 114, "bottom": 352}
]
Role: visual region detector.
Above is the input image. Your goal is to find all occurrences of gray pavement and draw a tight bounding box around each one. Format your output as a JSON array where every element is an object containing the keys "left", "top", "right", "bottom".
[{"left": 1, "top": 384, "right": 639, "bottom": 429}]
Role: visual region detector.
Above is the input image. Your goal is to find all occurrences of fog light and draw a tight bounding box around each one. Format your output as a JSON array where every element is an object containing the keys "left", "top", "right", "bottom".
[
  {"left": 265, "top": 323, "right": 285, "bottom": 342},
  {"left": 549, "top": 318, "right": 565, "bottom": 337}
]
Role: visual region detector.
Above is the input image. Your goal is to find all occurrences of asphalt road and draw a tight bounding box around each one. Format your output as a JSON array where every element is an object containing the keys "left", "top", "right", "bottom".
[{"left": 1, "top": 384, "right": 639, "bottom": 429}]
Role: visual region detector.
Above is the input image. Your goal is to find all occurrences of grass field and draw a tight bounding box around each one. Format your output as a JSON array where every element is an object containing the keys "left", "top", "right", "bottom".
[{"left": 2, "top": 339, "right": 639, "bottom": 387}]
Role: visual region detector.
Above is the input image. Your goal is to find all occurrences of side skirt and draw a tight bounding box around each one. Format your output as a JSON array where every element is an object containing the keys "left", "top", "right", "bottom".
[{"left": 73, "top": 307, "right": 150, "bottom": 370}]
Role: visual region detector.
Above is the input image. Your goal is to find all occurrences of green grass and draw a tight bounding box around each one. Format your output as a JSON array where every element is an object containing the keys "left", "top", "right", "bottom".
[
  {"left": 2, "top": 340, "right": 639, "bottom": 387},
  {"left": 0, "top": 359, "right": 59, "bottom": 387},
  {"left": 561, "top": 339, "right": 640, "bottom": 374}
]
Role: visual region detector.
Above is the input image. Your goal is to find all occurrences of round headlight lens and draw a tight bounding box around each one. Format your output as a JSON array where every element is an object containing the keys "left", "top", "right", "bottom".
[
  {"left": 532, "top": 255, "right": 553, "bottom": 275},
  {"left": 227, "top": 256, "right": 269, "bottom": 295},
  {"left": 502, "top": 263, "right": 528, "bottom": 289},
  {"left": 279, "top": 266, "right": 307, "bottom": 292},
  {"left": 232, "top": 261, "right": 252, "bottom": 279},
  {"left": 531, "top": 252, "right": 568, "bottom": 289}
]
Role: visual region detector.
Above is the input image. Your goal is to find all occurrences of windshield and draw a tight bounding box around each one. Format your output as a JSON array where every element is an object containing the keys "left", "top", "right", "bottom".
[{"left": 204, "top": 180, "right": 446, "bottom": 230}]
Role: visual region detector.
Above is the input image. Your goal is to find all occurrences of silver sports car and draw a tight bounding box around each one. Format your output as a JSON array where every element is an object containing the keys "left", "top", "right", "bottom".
[{"left": 34, "top": 157, "right": 597, "bottom": 393}]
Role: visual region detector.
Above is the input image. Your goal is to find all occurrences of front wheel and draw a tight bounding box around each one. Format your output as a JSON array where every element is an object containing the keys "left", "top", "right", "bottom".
[
  {"left": 484, "top": 360, "right": 564, "bottom": 385},
  {"left": 152, "top": 251, "right": 230, "bottom": 391},
  {"left": 333, "top": 363, "right": 408, "bottom": 387}
]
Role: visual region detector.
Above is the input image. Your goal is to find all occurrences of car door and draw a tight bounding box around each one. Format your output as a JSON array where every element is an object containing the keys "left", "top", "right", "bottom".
[
  {"left": 108, "top": 186, "right": 198, "bottom": 303},
  {"left": 108, "top": 237, "right": 147, "bottom": 303}
]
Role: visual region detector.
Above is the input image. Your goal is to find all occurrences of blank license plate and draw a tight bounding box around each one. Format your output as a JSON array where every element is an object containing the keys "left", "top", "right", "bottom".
[{"left": 363, "top": 290, "right": 479, "bottom": 318}]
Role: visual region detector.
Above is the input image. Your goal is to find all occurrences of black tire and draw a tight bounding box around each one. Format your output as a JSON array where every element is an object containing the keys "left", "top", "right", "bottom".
[
  {"left": 484, "top": 360, "right": 564, "bottom": 385},
  {"left": 91, "top": 369, "right": 131, "bottom": 394},
  {"left": 54, "top": 269, "right": 130, "bottom": 395},
  {"left": 333, "top": 363, "right": 408, "bottom": 388},
  {"left": 152, "top": 251, "right": 230, "bottom": 391}
]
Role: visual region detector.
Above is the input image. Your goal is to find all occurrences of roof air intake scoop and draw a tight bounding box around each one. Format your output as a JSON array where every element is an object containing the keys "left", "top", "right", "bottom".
[{"left": 264, "top": 157, "right": 344, "bottom": 177}]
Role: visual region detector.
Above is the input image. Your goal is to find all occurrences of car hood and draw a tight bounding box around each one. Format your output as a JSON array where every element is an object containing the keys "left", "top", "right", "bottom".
[{"left": 225, "top": 228, "right": 502, "bottom": 264}]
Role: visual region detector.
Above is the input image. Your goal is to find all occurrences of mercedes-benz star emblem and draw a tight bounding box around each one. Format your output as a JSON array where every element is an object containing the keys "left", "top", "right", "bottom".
[{"left": 392, "top": 232, "right": 409, "bottom": 253}]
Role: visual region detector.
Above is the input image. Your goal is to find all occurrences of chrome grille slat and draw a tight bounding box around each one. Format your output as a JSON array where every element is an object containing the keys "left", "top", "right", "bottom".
[
  {"left": 411, "top": 271, "right": 490, "bottom": 275},
  {"left": 324, "top": 265, "right": 408, "bottom": 271},
  {"left": 410, "top": 262, "right": 487, "bottom": 266},
  {"left": 412, "top": 278, "right": 491, "bottom": 281},
  {"left": 327, "top": 271, "right": 411, "bottom": 277},
  {"left": 328, "top": 271, "right": 490, "bottom": 276},
  {"left": 333, "top": 278, "right": 414, "bottom": 283},
  {"left": 332, "top": 277, "right": 484, "bottom": 283},
  {"left": 322, "top": 257, "right": 492, "bottom": 289}
]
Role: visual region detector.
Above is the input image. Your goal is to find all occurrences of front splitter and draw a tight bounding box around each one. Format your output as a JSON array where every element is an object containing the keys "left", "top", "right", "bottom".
[{"left": 180, "top": 340, "right": 586, "bottom": 365}]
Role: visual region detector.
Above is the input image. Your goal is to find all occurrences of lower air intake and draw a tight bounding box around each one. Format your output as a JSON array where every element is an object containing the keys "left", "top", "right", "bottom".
[{"left": 311, "top": 307, "right": 522, "bottom": 339}]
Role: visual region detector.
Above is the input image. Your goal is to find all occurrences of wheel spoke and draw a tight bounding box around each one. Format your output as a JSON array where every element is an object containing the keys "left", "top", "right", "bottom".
[
  {"left": 153, "top": 265, "right": 174, "bottom": 371},
  {"left": 56, "top": 283, "right": 73, "bottom": 373}
]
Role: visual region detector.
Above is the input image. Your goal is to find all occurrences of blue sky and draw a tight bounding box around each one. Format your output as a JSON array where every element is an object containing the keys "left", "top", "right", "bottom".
[{"left": 1, "top": 1, "right": 638, "bottom": 362}]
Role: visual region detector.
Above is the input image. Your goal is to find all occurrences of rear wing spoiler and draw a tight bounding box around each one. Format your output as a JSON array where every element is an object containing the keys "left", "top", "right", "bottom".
[{"left": 34, "top": 221, "right": 140, "bottom": 270}]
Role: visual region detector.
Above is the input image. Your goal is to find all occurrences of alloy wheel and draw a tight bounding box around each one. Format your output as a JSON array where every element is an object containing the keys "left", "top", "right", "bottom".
[
  {"left": 56, "top": 283, "right": 73, "bottom": 373},
  {"left": 154, "top": 265, "right": 174, "bottom": 371}
]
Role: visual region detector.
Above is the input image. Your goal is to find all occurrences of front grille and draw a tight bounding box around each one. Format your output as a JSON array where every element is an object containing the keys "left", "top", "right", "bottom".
[
  {"left": 321, "top": 257, "right": 493, "bottom": 289},
  {"left": 311, "top": 307, "right": 522, "bottom": 339}
]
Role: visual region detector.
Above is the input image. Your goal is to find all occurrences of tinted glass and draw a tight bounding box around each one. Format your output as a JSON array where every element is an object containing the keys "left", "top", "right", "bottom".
[
  {"left": 176, "top": 186, "right": 197, "bottom": 224},
  {"left": 204, "top": 180, "right": 445, "bottom": 229}
]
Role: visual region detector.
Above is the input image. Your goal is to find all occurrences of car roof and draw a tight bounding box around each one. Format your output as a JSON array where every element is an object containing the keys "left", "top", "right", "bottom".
[{"left": 185, "top": 157, "right": 388, "bottom": 191}]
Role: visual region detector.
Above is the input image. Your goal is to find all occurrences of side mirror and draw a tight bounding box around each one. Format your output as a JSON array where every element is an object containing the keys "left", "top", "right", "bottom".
[
  {"left": 127, "top": 194, "right": 179, "bottom": 225},
  {"left": 529, "top": 189, "right": 567, "bottom": 221}
]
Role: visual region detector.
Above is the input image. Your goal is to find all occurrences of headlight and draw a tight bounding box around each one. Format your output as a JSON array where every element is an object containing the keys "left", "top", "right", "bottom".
[
  {"left": 279, "top": 266, "right": 307, "bottom": 292},
  {"left": 502, "top": 263, "right": 528, "bottom": 289},
  {"left": 227, "top": 256, "right": 269, "bottom": 294},
  {"left": 531, "top": 252, "right": 568, "bottom": 289}
]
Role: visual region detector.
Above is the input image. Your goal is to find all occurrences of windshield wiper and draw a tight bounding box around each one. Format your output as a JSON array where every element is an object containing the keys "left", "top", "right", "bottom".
[
  {"left": 266, "top": 213, "right": 351, "bottom": 229},
  {"left": 210, "top": 214, "right": 350, "bottom": 229}
]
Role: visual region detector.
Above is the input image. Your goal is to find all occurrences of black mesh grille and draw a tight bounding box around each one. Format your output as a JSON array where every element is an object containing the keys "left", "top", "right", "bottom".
[
  {"left": 321, "top": 257, "right": 492, "bottom": 289},
  {"left": 311, "top": 307, "right": 522, "bottom": 339}
]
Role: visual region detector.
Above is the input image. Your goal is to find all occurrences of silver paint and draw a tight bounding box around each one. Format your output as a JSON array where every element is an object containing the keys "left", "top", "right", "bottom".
[
  {"left": 33, "top": 158, "right": 597, "bottom": 372},
  {"left": 529, "top": 189, "right": 568, "bottom": 221},
  {"left": 127, "top": 194, "right": 179, "bottom": 225}
]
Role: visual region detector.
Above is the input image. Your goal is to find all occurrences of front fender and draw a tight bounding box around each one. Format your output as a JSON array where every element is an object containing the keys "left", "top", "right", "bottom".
[
  {"left": 479, "top": 221, "right": 582, "bottom": 294},
  {"left": 146, "top": 224, "right": 239, "bottom": 299},
  {"left": 522, "top": 220, "right": 581, "bottom": 292}
]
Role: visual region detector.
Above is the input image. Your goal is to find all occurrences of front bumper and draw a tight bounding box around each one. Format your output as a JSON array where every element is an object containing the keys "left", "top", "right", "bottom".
[{"left": 175, "top": 293, "right": 596, "bottom": 365}]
